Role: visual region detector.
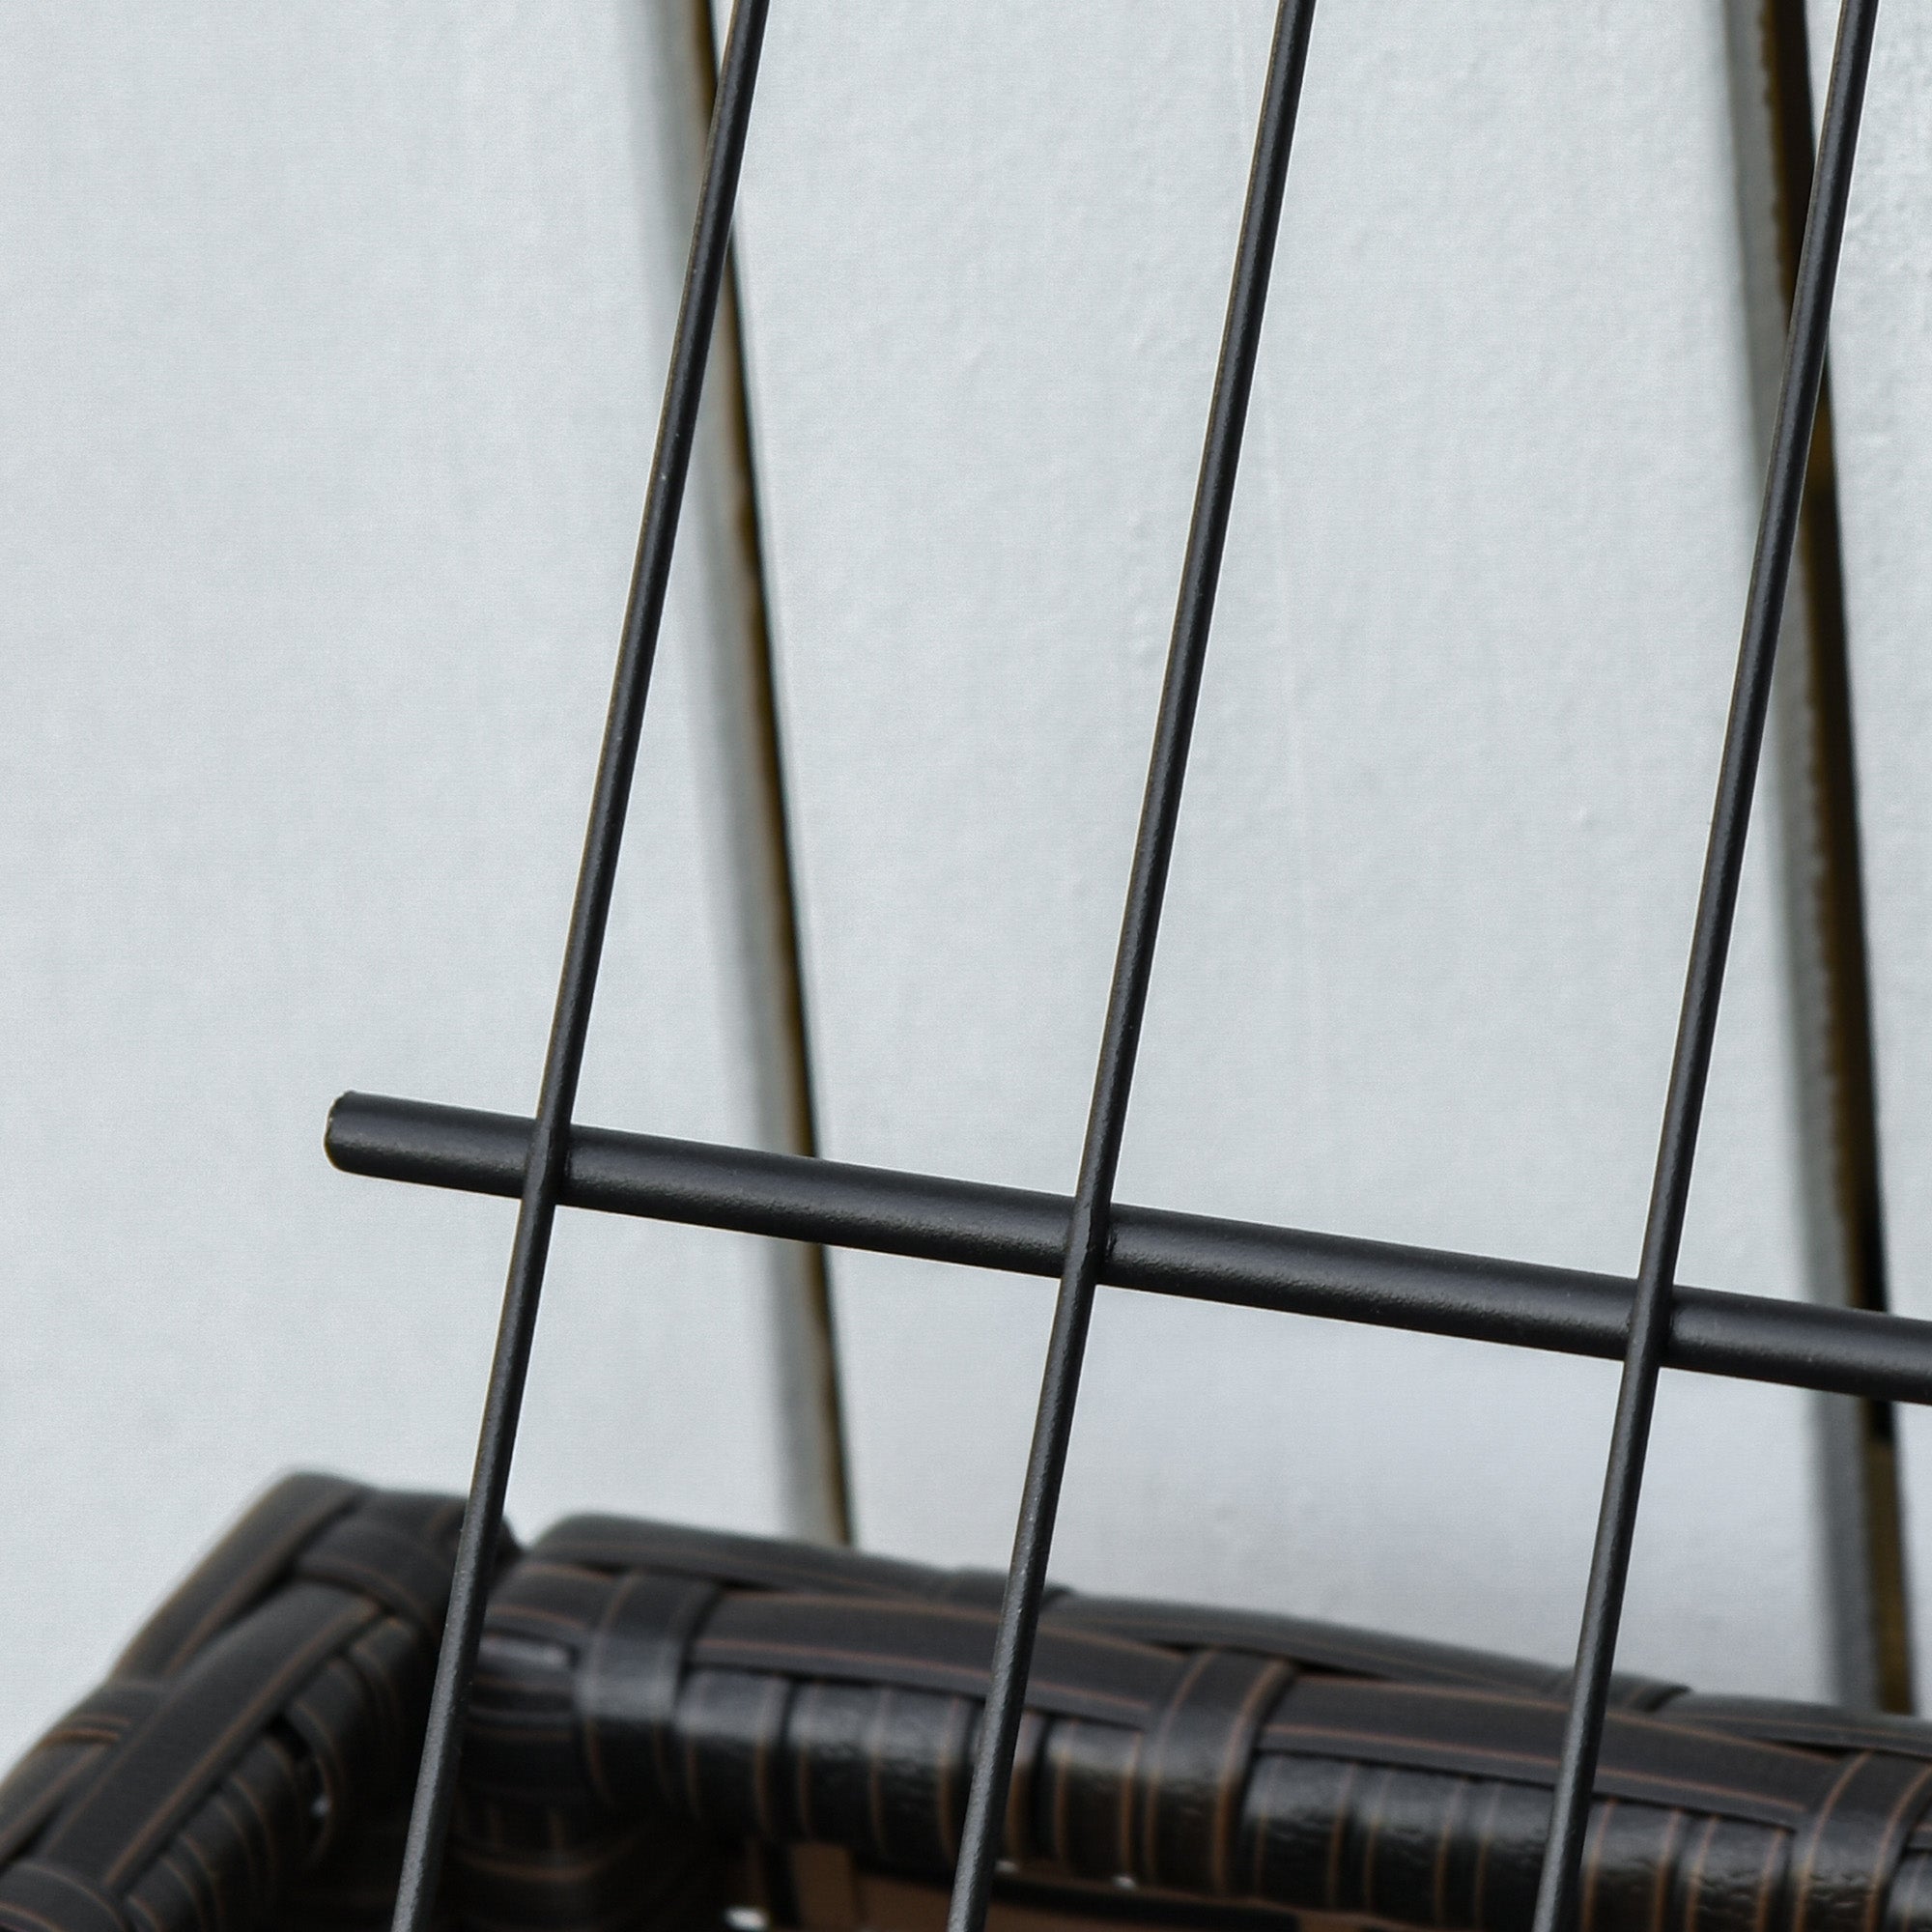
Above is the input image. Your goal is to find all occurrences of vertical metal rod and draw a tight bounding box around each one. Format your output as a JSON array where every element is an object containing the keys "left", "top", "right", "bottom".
[
  {"left": 1761, "top": 0, "right": 1911, "bottom": 1713},
  {"left": 943, "top": 7, "right": 1319, "bottom": 1931},
  {"left": 1746, "top": 0, "right": 1912, "bottom": 1713},
  {"left": 674, "top": 0, "right": 854, "bottom": 1546},
  {"left": 385, "top": 3, "right": 772, "bottom": 1925},
  {"left": 1527, "top": 5, "right": 1879, "bottom": 1929}
]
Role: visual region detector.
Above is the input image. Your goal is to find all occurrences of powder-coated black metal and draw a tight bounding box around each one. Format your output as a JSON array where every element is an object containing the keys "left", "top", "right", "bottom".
[
  {"left": 317, "top": 5, "right": 1916, "bottom": 1923},
  {"left": 1762, "top": 0, "right": 1911, "bottom": 1715},
  {"left": 943, "top": 10, "right": 1317, "bottom": 1932},
  {"left": 1528, "top": 5, "right": 1881, "bottom": 1931},
  {"left": 384, "top": 3, "right": 771, "bottom": 1926},
  {"left": 327, "top": 1092, "right": 1932, "bottom": 1407}
]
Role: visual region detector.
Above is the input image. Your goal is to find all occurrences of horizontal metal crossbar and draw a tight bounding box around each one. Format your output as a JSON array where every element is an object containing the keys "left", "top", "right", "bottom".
[
  {"left": 340, "top": 2, "right": 1898, "bottom": 1926},
  {"left": 327, "top": 1091, "right": 1932, "bottom": 1407}
]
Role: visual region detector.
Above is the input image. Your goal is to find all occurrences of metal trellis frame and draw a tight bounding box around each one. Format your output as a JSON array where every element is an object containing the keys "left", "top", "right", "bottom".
[{"left": 332, "top": 1, "right": 1895, "bottom": 1928}]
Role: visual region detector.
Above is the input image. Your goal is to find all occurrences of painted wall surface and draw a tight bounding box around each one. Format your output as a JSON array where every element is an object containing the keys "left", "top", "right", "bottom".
[
  {"left": 0, "top": 4, "right": 820, "bottom": 1760},
  {"left": 1810, "top": 1, "right": 1932, "bottom": 1671},
  {"left": 729, "top": 2, "right": 1838, "bottom": 1697},
  {"left": 4, "top": 0, "right": 1923, "bottom": 1768}
]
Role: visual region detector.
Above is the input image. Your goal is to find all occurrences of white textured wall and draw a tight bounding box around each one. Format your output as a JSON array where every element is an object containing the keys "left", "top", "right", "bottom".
[
  {"left": 0, "top": 3, "right": 818, "bottom": 1759},
  {"left": 730, "top": 1, "right": 1837, "bottom": 1696},
  {"left": 3, "top": 0, "right": 1923, "bottom": 1766},
  {"left": 1811, "top": 0, "right": 1932, "bottom": 1670}
]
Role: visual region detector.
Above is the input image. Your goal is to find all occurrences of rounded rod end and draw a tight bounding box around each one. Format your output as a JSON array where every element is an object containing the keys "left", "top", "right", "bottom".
[{"left": 383, "top": 3, "right": 775, "bottom": 1927}]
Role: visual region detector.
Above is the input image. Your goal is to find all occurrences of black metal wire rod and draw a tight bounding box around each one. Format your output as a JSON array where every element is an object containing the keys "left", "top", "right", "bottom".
[
  {"left": 384, "top": 4, "right": 771, "bottom": 1925},
  {"left": 1529, "top": 6, "right": 1879, "bottom": 1930},
  {"left": 945, "top": 11, "right": 1318, "bottom": 1932},
  {"left": 327, "top": 1091, "right": 1932, "bottom": 1406}
]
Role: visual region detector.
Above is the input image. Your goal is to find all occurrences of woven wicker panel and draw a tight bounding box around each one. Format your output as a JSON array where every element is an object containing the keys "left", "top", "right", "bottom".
[
  {"left": 0, "top": 1472, "right": 486, "bottom": 1932},
  {"left": 460, "top": 1516, "right": 1932, "bottom": 1932}
]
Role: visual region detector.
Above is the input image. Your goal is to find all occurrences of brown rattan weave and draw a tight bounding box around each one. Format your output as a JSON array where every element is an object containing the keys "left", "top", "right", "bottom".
[
  {"left": 461, "top": 1516, "right": 1932, "bottom": 1932},
  {"left": 0, "top": 1473, "right": 483, "bottom": 1932},
  {"left": 23, "top": 1488, "right": 1932, "bottom": 1932}
]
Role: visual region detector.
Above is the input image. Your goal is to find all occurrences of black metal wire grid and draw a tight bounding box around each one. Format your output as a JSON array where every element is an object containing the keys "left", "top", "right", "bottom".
[{"left": 330, "top": 1, "right": 1894, "bottom": 1927}]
